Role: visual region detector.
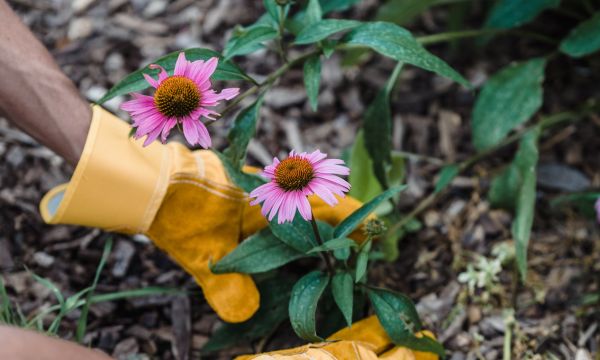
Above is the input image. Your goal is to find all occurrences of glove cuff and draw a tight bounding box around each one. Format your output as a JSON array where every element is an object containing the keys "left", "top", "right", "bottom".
[{"left": 40, "top": 105, "right": 170, "bottom": 233}]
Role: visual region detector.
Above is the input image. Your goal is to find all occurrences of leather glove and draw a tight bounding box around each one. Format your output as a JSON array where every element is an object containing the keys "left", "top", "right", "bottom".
[
  {"left": 39, "top": 105, "right": 364, "bottom": 323},
  {"left": 236, "top": 315, "right": 438, "bottom": 360}
]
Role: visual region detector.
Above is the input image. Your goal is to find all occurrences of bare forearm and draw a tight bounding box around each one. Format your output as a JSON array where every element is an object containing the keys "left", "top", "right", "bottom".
[
  {"left": 0, "top": 326, "right": 112, "bottom": 360},
  {"left": 0, "top": 0, "right": 90, "bottom": 165}
]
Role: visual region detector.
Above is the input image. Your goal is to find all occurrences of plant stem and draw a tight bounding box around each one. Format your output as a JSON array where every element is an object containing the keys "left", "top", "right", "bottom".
[
  {"left": 388, "top": 102, "right": 599, "bottom": 235},
  {"left": 310, "top": 216, "right": 334, "bottom": 274}
]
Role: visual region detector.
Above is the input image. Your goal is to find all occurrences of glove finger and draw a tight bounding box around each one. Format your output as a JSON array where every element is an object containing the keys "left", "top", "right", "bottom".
[
  {"left": 327, "top": 316, "right": 391, "bottom": 354},
  {"left": 147, "top": 175, "right": 259, "bottom": 323}
]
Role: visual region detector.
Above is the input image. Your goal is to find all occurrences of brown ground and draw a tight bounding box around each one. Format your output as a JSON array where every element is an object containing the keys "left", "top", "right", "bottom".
[{"left": 0, "top": 0, "right": 598, "bottom": 359}]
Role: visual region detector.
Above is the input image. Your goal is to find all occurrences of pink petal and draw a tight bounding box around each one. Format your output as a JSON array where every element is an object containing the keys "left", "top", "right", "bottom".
[
  {"left": 174, "top": 52, "right": 188, "bottom": 76},
  {"left": 160, "top": 118, "right": 177, "bottom": 143},
  {"left": 149, "top": 64, "right": 169, "bottom": 83},
  {"left": 297, "top": 192, "right": 312, "bottom": 221},
  {"left": 143, "top": 73, "right": 159, "bottom": 89},
  {"left": 192, "top": 57, "right": 218, "bottom": 87}
]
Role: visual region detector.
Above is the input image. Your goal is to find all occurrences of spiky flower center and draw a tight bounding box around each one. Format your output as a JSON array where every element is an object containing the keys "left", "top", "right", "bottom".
[
  {"left": 275, "top": 156, "right": 314, "bottom": 191},
  {"left": 154, "top": 76, "right": 200, "bottom": 118}
]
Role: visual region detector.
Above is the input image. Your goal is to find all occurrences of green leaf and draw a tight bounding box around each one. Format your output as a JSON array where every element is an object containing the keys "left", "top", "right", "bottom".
[
  {"left": 333, "top": 185, "right": 407, "bottom": 239},
  {"left": 485, "top": 0, "right": 560, "bottom": 30},
  {"left": 560, "top": 12, "right": 600, "bottom": 58},
  {"left": 367, "top": 288, "right": 445, "bottom": 357},
  {"left": 202, "top": 277, "right": 293, "bottom": 353},
  {"left": 305, "top": 0, "right": 323, "bottom": 26},
  {"left": 333, "top": 247, "right": 351, "bottom": 261},
  {"left": 308, "top": 237, "right": 356, "bottom": 254},
  {"left": 215, "top": 150, "right": 266, "bottom": 193},
  {"left": 98, "top": 48, "right": 251, "bottom": 104},
  {"left": 472, "top": 58, "right": 546, "bottom": 151},
  {"left": 270, "top": 214, "right": 319, "bottom": 253},
  {"left": 375, "top": 0, "right": 438, "bottom": 25},
  {"left": 435, "top": 164, "right": 459, "bottom": 194},
  {"left": 363, "top": 62, "right": 404, "bottom": 190},
  {"left": 319, "top": 0, "right": 360, "bottom": 13},
  {"left": 355, "top": 239, "right": 372, "bottom": 283},
  {"left": 212, "top": 228, "right": 306, "bottom": 274},
  {"left": 289, "top": 271, "right": 329, "bottom": 342},
  {"left": 349, "top": 131, "right": 384, "bottom": 202},
  {"left": 224, "top": 96, "right": 265, "bottom": 169},
  {"left": 550, "top": 192, "right": 600, "bottom": 219},
  {"left": 343, "top": 22, "right": 469, "bottom": 87},
  {"left": 511, "top": 129, "right": 540, "bottom": 280},
  {"left": 223, "top": 26, "right": 279, "bottom": 60},
  {"left": 264, "top": 0, "right": 280, "bottom": 23},
  {"left": 303, "top": 55, "right": 322, "bottom": 111},
  {"left": 295, "top": 19, "right": 361, "bottom": 44},
  {"left": 489, "top": 163, "right": 521, "bottom": 210},
  {"left": 331, "top": 272, "right": 354, "bottom": 326}
]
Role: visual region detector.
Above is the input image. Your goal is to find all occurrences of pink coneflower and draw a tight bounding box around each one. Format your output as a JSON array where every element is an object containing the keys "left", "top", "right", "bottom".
[
  {"left": 249, "top": 150, "right": 351, "bottom": 224},
  {"left": 121, "top": 52, "right": 239, "bottom": 147},
  {"left": 595, "top": 198, "right": 600, "bottom": 223}
]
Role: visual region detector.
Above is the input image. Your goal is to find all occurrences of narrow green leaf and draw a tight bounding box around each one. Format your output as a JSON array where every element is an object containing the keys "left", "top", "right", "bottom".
[
  {"left": 289, "top": 271, "right": 329, "bottom": 342},
  {"left": 202, "top": 277, "right": 293, "bottom": 353},
  {"left": 472, "top": 58, "right": 546, "bottom": 151},
  {"left": 349, "top": 131, "right": 384, "bottom": 202},
  {"left": 295, "top": 19, "right": 361, "bottom": 44},
  {"left": 434, "top": 164, "right": 459, "bottom": 193},
  {"left": 550, "top": 192, "right": 600, "bottom": 219},
  {"left": 489, "top": 163, "right": 521, "bottom": 210},
  {"left": 333, "top": 185, "right": 407, "bottom": 239},
  {"left": 485, "top": 0, "right": 560, "bottom": 30},
  {"left": 344, "top": 22, "right": 469, "bottom": 87},
  {"left": 333, "top": 247, "right": 351, "bottom": 261},
  {"left": 331, "top": 272, "right": 354, "bottom": 326},
  {"left": 307, "top": 237, "right": 356, "bottom": 254},
  {"left": 224, "top": 96, "right": 265, "bottom": 169},
  {"left": 511, "top": 129, "right": 540, "bottom": 280},
  {"left": 560, "top": 12, "right": 600, "bottom": 58},
  {"left": 355, "top": 240, "right": 372, "bottom": 283},
  {"left": 224, "top": 26, "right": 278, "bottom": 60},
  {"left": 98, "top": 48, "right": 251, "bottom": 104},
  {"left": 303, "top": 55, "right": 322, "bottom": 111},
  {"left": 367, "top": 288, "right": 445, "bottom": 357},
  {"left": 363, "top": 62, "right": 404, "bottom": 190},
  {"left": 264, "top": 0, "right": 280, "bottom": 23},
  {"left": 212, "top": 229, "right": 305, "bottom": 274},
  {"left": 305, "top": 0, "right": 323, "bottom": 26},
  {"left": 76, "top": 237, "right": 113, "bottom": 343}
]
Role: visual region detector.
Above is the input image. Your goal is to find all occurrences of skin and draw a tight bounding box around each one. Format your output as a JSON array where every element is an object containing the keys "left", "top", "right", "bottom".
[
  {"left": 0, "top": 1, "right": 110, "bottom": 358},
  {"left": 0, "top": 0, "right": 90, "bottom": 166}
]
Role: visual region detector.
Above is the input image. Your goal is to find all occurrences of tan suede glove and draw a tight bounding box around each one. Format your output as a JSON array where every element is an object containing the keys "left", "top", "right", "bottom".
[{"left": 40, "top": 106, "right": 363, "bottom": 323}]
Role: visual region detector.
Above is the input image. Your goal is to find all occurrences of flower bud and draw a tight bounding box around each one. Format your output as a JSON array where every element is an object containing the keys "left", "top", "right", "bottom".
[{"left": 364, "top": 219, "right": 387, "bottom": 239}]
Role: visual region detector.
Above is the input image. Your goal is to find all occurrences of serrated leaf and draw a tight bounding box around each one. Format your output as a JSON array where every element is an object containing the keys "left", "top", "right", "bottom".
[
  {"left": 334, "top": 185, "right": 407, "bottom": 239},
  {"left": 485, "top": 0, "right": 560, "bottom": 29},
  {"left": 289, "top": 271, "right": 329, "bottom": 342},
  {"left": 202, "top": 277, "right": 293, "bottom": 353},
  {"left": 270, "top": 214, "right": 319, "bottom": 253},
  {"left": 303, "top": 55, "right": 322, "bottom": 111},
  {"left": 511, "top": 129, "right": 540, "bottom": 280},
  {"left": 367, "top": 288, "right": 445, "bottom": 357},
  {"left": 343, "top": 22, "right": 469, "bottom": 87},
  {"left": 215, "top": 151, "right": 266, "bottom": 193},
  {"left": 308, "top": 237, "right": 356, "bottom": 254},
  {"left": 560, "top": 12, "right": 600, "bottom": 58},
  {"left": 98, "top": 48, "right": 251, "bottom": 104},
  {"left": 331, "top": 272, "right": 354, "bottom": 326},
  {"left": 211, "top": 228, "right": 305, "bottom": 274},
  {"left": 472, "top": 58, "right": 546, "bottom": 151},
  {"left": 295, "top": 19, "right": 361, "bottom": 44},
  {"left": 224, "top": 26, "right": 278, "bottom": 60},
  {"left": 224, "top": 96, "right": 264, "bottom": 169},
  {"left": 435, "top": 164, "right": 459, "bottom": 193}
]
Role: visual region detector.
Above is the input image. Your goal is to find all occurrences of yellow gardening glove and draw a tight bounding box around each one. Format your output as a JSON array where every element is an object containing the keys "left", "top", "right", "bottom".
[
  {"left": 39, "top": 105, "right": 364, "bottom": 323},
  {"left": 236, "top": 316, "right": 438, "bottom": 360}
]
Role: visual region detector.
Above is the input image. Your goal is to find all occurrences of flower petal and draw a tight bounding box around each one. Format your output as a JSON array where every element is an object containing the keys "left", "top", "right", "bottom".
[{"left": 174, "top": 52, "right": 188, "bottom": 76}]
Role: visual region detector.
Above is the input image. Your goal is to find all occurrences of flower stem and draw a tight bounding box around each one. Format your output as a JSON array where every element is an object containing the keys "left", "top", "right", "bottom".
[{"left": 310, "top": 216, "right": 334, "bottom": 275}]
